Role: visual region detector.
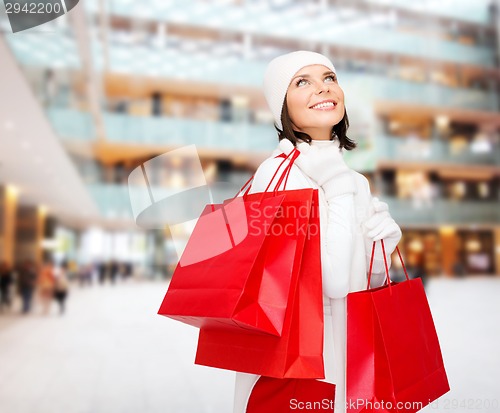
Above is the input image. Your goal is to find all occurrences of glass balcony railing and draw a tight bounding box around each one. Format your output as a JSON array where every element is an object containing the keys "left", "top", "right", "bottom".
[
  {"left": 377, "top": 135, "right": 500, "bottom": 165},
  {"left": 364, "top": 0, "right": 494, "bottom": 25},
  {"left": 47, "top": 108, "right": 279, "bottom": 151},
  {"left": 103, "top": 112, "right": 277, "bottom": 151},
  {"left": 88, "top": 184, "right": 133, "bottom": 220},
  {"left": 47, "top": 108, "right": 95, "bottom": 141},
  {"left": 368, "top": 76, "right": 498, "bottom": 112},
  {"left": 384, "top": 197, "right": 500, "bottom": 225},
  {"left": 89, "top": 180, "right": 251, "bottom": 223},
  {"left": 88, "top": 184, "right": 500, "bottom": 226},
  {"left": 48, "top": 108, "right": 500, "bottom": 164}
]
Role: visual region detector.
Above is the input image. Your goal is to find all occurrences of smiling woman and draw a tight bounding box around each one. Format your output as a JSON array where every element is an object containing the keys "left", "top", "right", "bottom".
[
  {"left": 271, "top": 59, "right": 356, "bottom": 151},
  {"left": 285, "top": 66, "right": 345, "bottom": 140},
  {"left": 231, "top": 51, "right": 403, "bottom": 413}
]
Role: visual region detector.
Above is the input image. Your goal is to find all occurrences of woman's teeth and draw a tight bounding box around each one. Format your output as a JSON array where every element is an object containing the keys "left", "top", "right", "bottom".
[{"left": 312, "top": 102, "right": 335, "bottom": 109}]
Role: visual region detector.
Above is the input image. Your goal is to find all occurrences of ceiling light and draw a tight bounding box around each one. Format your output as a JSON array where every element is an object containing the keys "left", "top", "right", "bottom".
[
  {"left": 408, "top": 239, "right": 424, "bottom": 252},
  {"left": 435, "top": 115, "right": 449, "bottom": 130},
  {"left": 465, "top": 239, "right": 481, "bottom": 252},
  {"left": 6, "top": 185, "right": 20, "bottom": 197},
  {"left": 439, "top": 226, "right": 455, "bottom": 235}
]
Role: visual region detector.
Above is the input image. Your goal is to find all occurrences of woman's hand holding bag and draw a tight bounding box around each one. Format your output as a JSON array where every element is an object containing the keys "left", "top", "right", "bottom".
[
  {"left": 364, "top": 197, "right": 401, "bottom": 250},
  {"left": 363, "top": 197, "right": 402, "bottom": 287}
]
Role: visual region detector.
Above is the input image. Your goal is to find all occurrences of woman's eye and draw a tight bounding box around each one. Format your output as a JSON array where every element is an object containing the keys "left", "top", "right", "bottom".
[
  {"left": 296, "top": 78, "right": 308, "bottom": 87},
  {"left": 325, "top": 75, "right": 336, "bottom": 82}
]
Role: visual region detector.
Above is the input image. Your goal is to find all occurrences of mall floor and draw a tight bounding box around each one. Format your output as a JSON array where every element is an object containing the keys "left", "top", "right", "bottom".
[{"left": 0, "top": 276, "right": 499, "bottom": 413}]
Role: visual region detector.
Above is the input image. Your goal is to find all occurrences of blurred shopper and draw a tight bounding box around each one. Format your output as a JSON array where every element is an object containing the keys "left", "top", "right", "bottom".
[
  {"left": 78, "top": 264, "right": 93, "bottom": 287},
  {"left": 43, "top": 68, "right": 58, "bottom": 106},
  {"left": 17, "top": 259, "right": 37, "bottom": 314},
  {"left": 124, "top": 262, "right": 133, "bottom": 280},
  {"left": 110, "top": 260, "right": 119, "bottom": 284},
  {"left": 38, "top": 260, "right": 55, "bottom": 315},
  {"left": 67, "top": 260, "right": 78, "bottom": 281},
  {"left": 453, "top": 260, "right": 467, "bottom": 278},
  {"left": 0, "top": 260, "right": 14, "bottom": 312},
  {"left": 53, "top": 262, "right": 69, "bottom": 315},
  {"left": 98, "top": 261, "right": 107, "bottom": 284},
  {"left": 407, "top": 262, "right": 428, "bottom": 289}
]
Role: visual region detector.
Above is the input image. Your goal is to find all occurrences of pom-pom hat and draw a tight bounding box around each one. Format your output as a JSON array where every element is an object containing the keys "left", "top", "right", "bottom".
[{"left": 263, "top": 51, "right": 336, "bottom": 130}]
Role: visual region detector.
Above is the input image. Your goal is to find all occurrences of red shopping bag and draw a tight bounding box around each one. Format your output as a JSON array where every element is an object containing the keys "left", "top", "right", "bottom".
[
  {"left": 346, "top": 241, "right": 450, "bottom": 412},
  {"left": 158, "top": 151, "right": 307, "bottom": 337},
  {"left": 247, "top": 377, "right": 336, "bottom": 413},
  {"left": 195, "top": 188, "right": 324, "bottom": 379}
]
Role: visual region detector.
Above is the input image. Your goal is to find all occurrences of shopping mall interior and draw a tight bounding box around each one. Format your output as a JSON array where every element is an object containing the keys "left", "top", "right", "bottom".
[
  {"left": 1, "top": 2, "right": 500, "bottom": 413},
  {"left": 1, "top": 0, "right": 500, "bottom": 280}
]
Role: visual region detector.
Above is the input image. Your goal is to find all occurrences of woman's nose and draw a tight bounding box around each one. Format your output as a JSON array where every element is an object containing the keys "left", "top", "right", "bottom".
[{"left": 315, "top": 82, "right": 329, "bottom": 94}]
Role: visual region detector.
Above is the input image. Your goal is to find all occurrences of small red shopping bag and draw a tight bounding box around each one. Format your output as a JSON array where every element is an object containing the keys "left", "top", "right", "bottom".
[
  {"left": 247, "top": 377, "right": 336, "bottom": 413},
  {"left": 346, "top": 241, "right": 450, "bottom": 412},
  {"left": 195, "top": 188, "right": 324, "bottom": 379},
  {"left": 158, "top": 151, "right": 308, "bottom": 337}
]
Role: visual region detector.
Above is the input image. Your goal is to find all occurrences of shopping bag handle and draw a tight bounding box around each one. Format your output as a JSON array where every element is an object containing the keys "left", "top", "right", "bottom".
[
  {"left": 265, "top": 148, "right": 300, "bottom": 194},
  {"left": 366, "top": 240, "right": 409, "bottom": 290},
  {"left": 229, "top": 148, "right": 300, "bottom": 201}
]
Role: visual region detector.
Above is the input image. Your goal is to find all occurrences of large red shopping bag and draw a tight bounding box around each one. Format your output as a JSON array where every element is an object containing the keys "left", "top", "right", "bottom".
[
  {"left": 158, "top": 151, "right": 308, "bottom": 336},
  {"left": 195, "top": 188, "right": 324, "bottom": 379},
  {"left": 247, "top": 377, "right": 336, "bottom": 413},
  {"left": 346, "top": 241, "right": 450, "bottom": 412}
]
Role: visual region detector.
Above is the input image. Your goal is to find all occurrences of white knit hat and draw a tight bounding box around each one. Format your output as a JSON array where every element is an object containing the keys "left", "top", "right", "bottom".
[{"left": 263, "top": 51, "right": 336, "bottom": 130}]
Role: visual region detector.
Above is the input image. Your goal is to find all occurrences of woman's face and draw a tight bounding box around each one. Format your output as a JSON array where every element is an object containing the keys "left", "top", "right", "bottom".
[{"left": 285, "top": 64, "right": 345, "bottom": 140}]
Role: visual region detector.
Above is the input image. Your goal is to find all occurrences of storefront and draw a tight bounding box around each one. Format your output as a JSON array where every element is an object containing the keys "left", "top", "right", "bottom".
[{"left": 398, "top": 227, "right": 499, "bottom": 277}]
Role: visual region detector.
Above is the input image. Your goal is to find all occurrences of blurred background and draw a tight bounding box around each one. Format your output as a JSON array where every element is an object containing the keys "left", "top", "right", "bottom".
[{"left": 0, "top": 1, "right": 499, "bottom": 412}]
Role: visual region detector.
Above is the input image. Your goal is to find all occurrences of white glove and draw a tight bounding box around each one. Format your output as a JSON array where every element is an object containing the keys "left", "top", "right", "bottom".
[
  {"left": 279, "top": 139, "right": 356, "bottom": 199},
  {"left": 364, "top": 197, "right": 401, "bottom": 254},
  {"left": 363, "top": 197, "right": 402, "bottom": 287},
  {"left": 365, "top": 198, "right": 401, "bottom": 244}
]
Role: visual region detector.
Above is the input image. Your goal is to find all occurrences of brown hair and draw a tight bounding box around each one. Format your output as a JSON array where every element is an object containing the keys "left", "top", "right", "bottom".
[{"left": 277, "top": 96, "right": 357, "bottom": 150}]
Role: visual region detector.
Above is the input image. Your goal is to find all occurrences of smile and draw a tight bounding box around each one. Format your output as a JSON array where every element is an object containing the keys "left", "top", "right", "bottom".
[{"left": 310, "top": 100, "right": 337, "bottom": 110}]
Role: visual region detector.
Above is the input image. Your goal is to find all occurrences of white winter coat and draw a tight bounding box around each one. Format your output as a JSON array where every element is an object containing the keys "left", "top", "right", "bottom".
[{"left": 233, "top": 140, "right": 397, "bottom": 413}]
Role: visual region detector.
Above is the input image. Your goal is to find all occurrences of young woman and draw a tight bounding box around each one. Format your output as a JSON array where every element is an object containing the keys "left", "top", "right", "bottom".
[{"left": 233, "top": 51, "right": 402, "bottom": 412}]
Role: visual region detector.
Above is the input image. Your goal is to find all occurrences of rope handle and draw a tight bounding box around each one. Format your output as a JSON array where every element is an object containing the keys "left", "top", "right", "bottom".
[{"left": 366, "top": 240, "right": 409, "bottom": 290}]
